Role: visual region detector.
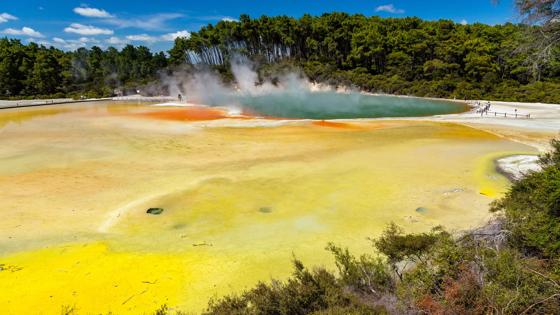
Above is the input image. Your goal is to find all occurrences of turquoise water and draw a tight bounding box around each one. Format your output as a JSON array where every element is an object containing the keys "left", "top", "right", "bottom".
[{"left": 234, "top": 91, "right": 467, "bottom": 119}]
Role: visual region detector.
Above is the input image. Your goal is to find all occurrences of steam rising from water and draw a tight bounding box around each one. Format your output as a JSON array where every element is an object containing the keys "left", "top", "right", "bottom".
[{"left": 160, "top": 56, "right": 466, "bottom": 119}]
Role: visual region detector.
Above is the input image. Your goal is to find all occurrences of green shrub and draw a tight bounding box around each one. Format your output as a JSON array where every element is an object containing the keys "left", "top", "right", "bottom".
[
  {"left": 203, "top": 259, "right": 386, "bottom": 315},
  {"left": 491, "top": 139, "right": 560, "bottom": 259}
]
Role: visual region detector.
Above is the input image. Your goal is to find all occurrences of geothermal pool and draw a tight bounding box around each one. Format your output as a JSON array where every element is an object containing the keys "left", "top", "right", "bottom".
[
  {"left": 235, "top": 91, "right": 468, "bottom": 119},
  {"left": 0, "top": 100, "right": 535, "bottom": 314}
]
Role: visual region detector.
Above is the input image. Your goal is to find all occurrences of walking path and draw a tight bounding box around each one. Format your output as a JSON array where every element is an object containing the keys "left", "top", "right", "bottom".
[
  {"left": 431, "top": 100, "right": 560, "bottom": 132},
  {"left": 0, "top": 95, "right": 175, "bottom": 110},
  {"left": 0, "top": 98, "right": 109, "bottom": 109}
]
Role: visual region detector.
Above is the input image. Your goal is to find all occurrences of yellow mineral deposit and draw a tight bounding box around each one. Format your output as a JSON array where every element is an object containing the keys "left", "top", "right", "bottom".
[{"left": 0, "top": 102, "right": 537, "bottom": 313}]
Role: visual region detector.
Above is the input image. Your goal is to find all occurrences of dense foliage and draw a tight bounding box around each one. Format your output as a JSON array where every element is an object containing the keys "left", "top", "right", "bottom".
[
  {"left": 2, "top": 13, "right": 560, "bottom": 102},
  {"left": 0, "top": 39, "right": 167, "bottom": 98},
  {"left": 491, "top": 139, "right": 560, "bottom": 259},
  {"left": 203, "top": 259, "right": 387, "bottom": 315},
  {"left": 171, "top": 14, "right": 560, "bottom": 103},
  {"left": 176, "top": 139, "right": 560, "bottom": 315}
]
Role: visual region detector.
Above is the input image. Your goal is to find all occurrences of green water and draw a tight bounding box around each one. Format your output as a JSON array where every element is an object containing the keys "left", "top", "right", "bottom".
[{"left": 235, "top": 91, "right": 467, "bottom": 119}]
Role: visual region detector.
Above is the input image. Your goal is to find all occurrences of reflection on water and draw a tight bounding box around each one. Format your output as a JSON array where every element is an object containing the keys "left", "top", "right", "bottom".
[{"left": 0, "top": 102, "right": 534, "bottom": 314}]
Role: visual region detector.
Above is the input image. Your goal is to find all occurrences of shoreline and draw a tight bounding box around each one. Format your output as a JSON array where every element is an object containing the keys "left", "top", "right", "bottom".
[
  {"left": 422, "top": 101, "right": 560, "bottom": 153},
  {"left": 0, "top": 95, "right": 175, "bottom": 110},
  {"left": 148, "top": 94, "right": 560, "bottom": 137},
  {"left": 0, "top": 98, "right": 111, "bottom": 109},
  {"left": 3, "top": 93, "right": 558, "bottom": 150}
]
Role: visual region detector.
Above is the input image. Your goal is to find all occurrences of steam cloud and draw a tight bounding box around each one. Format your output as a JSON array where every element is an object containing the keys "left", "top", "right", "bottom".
[
  {"left": 175, "top": 55, "right": 323, "bottom": 105},
  {"left": 154, "top": 55, "right": 464, "bottom": 119}
]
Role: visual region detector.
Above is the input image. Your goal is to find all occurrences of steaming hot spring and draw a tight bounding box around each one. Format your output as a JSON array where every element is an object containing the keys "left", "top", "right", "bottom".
[
  {"left": 160, "top": 66, "right": 468, "bottom": 120},
  {"left": 0, "top": 75, "right": 537, "bottom": 314}
]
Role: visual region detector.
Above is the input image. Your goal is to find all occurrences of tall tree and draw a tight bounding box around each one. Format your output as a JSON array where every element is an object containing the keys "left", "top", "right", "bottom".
[
  {"left": 515, "top": 0, "right": 560, "bottom": 80},
  {"left": 29, "top": 48, "right": 62, "bottom": 95}
]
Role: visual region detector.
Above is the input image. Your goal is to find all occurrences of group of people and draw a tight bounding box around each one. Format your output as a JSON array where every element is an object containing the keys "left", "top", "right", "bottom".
[{"left": 475, "top": 100, "right": 491, "bottom": 115}]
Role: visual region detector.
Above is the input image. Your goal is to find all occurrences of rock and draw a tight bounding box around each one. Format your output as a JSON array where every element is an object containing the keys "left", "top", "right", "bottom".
[
  {"left": 146, "top": 207, "right": 164, "bottom": 215},
  {"left": 171, "top": 223, "right": 186, "bottom": 229},
  {"left": 258, "top": 207, "right": 272, "bottom": 214},
  {"left": 192, "top": 242, "right": 213, "bottom": 247},
  {"left": 460, "top": 218, "right": 507, "bottom": 249},
  {"left": 415, "top": 207, "right": 428, "bottom": 213},
  {"left": 443, "top": 188, "right": 464, "bottom": 195},
  {"left": 0, "top": 263, "right": 22, "bottom": 272},
  {"left": 496, "top": 155, "right": 541, "bottom": 181}
]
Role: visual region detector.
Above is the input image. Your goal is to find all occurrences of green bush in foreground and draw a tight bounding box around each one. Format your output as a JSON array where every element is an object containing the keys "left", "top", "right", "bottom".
[
  {"left": 194, "top": 139, "right": 560, "bottom": 315},
  {"left": 491, "top": 138, "right": 560, "bottom": 259},
  {"left": 203, "top": 258, "right": 387, "bottom": 315}
]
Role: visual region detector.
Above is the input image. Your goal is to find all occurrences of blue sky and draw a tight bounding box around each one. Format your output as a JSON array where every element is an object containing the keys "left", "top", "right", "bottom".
[{"left": 0, "top": 0, "right": 518, "bottom": 52}]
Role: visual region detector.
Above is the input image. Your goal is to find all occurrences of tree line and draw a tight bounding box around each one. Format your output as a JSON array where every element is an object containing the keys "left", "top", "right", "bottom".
[
  {"left": 1, "top": 11, "right": 559, "bottom": 102},
  {"left": 170, "top": 13, "right": 560, "bottom": 103},
  {"left": 0, "top": 39, "right": 167, "bottom": 99}
]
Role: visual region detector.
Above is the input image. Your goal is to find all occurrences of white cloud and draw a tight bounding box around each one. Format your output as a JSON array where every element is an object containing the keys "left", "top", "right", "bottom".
[
  {"left": 460, "top": 19, "right": 468, "bottom": 25},
  {"left": 0, "top": 13, "right": 18, "bottom": 23},
  {"left": 105, "top": 13, "right": 183, "bottom": 31},
  {"left": 49, "top": 37, "right": 101, "bottom": 50},
  {"left": 64, "top": 23, "right": 113, "bottom": 35},
  {"left": 126, "top": 31, "right": 191, "bottom": 42},
  {"left": 2, "top": 27, "right": 44, "bottom": 38},
  {"left": 221, "top": 17, "right": 239, "bottom": 22},
  {"left": 48, "top": 38, "right": 75, "bottom": 49},
  {"left": 73, "top": 7, "right": 114, "bottom": 18},
  {"left": 161, "top": 30, "right": 190, "bottom": 41},
  {"left": 78, "top": 37, "right": 99, "bottom": 43},
  {"left": 106, "top": 36, "right": 128, "bottom": 46},
  {"left": 60, "top": 41, "right": 86, "bottom": 50},
  {"left": 106, "top": 30, "right": 190, "bottom": 46},
  {"left": 375, "top": 4, "right": 405, "bottom": 14},
  {"left": 126, "top": 34, "right": 158, "bottom": 42},
  {"left": 30, "top": 38, "right": 54, "bottom": 46}
]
